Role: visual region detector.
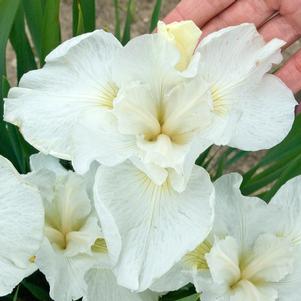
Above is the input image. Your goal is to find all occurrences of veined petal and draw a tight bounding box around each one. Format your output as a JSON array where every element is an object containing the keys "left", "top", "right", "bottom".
[
  {"left": 4, "top": 30, "right": 122, "bottom": 159},
  {"left": 213, "top": 174, "right": 277, "bottom": 251},
  {"left": 94, "top": 161, "right": 215, "bottom": 291},
  {"left": 206, "top": 236, "right": 241, "bottom": 286},
  {"left": 29, "top": 158, "right": 107, "bottom": 301},
  {"left": 23, "top": 168, "right": 57, "bottom": 203},
  {"left": 130, "top": 157, "right": 169, "bottom": 187},
  {"left": 196, "top": 23, "right": 296, "bottom": 151},
  {"left": 231, "top": 280, "right": 278, "bottom": 301},
  {"left": 84, "top": 268, "right": 158, "bottom": 301},
  {"left": 113, "top": 83, "right": 161, "bottom": 137},
  {"left": 166, "top": 138, "right": 213, "bottom": 193},
  {"left": 191, "top": 269, "right": 219, "bottom": 297},
  {"left": 162, "top": 76, "right": 212, "bottom": 143},
  {"left": 150, "top": 261, "right": 192, "bottom": 293},
  {"left": 30, "top": 153, "right": 67, "bottom": 175},
  {"left": 29, "top": 152, "right": 98, "bottom": 203},
  {"left": 201, "top": 174, "right": 297, "bottom": 301},
  {"left": 113, "top": 75, "right": 212, "bottom": 189},
  {"left": 223, "top": 74, "right": 296, "bottom": 150},
  {"left": 241, "top": 234, "right": 293, "bottom": 283},
  {"left": 196, "top": 23, "right": 284, "bottom": 87},
  {"left": 269, "top": 176, "right": 301, "bottom": 245},
  {"left": 36, "top": 239, "right": 96, "bottom": 301},
  {"left": 112, "top": 33, "right": 181, "bottom": 100},
  {"left": 46, "top": 32, "right": 95, "bottom": 62},
  {"left": 0, "top": 156, "right": 44, "bottom": 296},
  {"left": 25, "top": 153, "right": 66, "bottom": 203},
  {"left": 65, "top": 215, "right": 101, "bottom": 257},
  {"left": 136, "top": 136, "right": 189, "bottom": 172},
  {"left": 72, "top": 108, "right": 136, "bottom": 174},
  {"left": 45, "top": 173, "right": 102, "bottom": 256},
  {"left": 83, "top": 161, "right": 101, "bottom": 200},
  {"left": 276, "top": 249, "right": 301, "bottom": 301}
]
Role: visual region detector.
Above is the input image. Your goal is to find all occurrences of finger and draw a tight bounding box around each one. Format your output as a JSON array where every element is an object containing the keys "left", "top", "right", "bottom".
[
  {"left": 201, "top": 0, "right": 276, "bottom": 36},
  {"left": 276, "top": 49, "right": 301, "bottom": 94},
  {"left": 163, "top": 0, "right": 236, "bottom": 27},
  {"left": 259, "top": 16, "right": 301, "bottom": 46},
  {"left": 296, "top": 104, "right": 301, "bottom": 115}
]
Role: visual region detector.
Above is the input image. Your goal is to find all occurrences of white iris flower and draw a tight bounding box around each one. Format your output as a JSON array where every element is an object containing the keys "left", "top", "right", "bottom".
[
  {"left": 153, "top": 174, "right": 301, "bottom": 301},
  {"left": 26, "top": 153, "right": 157, "bottom": 301},
  {"left": 25, "top": 153, "right": 104, "bottom": 301},
  {"left": 4, "top": 22, "right": 296, "bottom": 192},
  {"left": 93, "top": 161, "right": 215, "bottom": 291},
  {"left": 0, "top": 155, "right": 44, "bottom": 296},
  {"left": 193, "top": 24, "right": 297, "bottom": 151}
]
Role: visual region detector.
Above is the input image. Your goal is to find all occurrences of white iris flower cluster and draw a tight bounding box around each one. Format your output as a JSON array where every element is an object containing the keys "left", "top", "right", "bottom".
[{"left": 1, "top": 20, "right": 300, "bottom": 301}]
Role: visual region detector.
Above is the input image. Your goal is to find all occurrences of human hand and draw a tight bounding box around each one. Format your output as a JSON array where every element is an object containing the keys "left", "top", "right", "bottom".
[{"left": 164, "top": 0, "right": 301, "bottom": 95}]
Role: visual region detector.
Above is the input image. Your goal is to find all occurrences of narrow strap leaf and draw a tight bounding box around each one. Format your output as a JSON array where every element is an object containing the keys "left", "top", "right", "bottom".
[{"left": 149, "top": 0, "right": 163, "bottom": 32}]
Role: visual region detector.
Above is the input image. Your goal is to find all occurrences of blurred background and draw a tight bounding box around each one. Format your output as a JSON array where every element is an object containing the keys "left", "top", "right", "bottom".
[
  {"left": 5, "top": 0, "right": 177, "bottom": 87},
  {"left": 5, "top": 0, "right": 301, "bottom": 90}
]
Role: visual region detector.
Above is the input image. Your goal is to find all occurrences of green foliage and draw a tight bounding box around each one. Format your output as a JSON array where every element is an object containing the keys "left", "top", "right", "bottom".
[
  {"left": 22, "top": 280, "right": 51, "bottom": 301},
  {"left": 150, "top": 0, "right": 163, "bottom": 32},
  {"left": 195, "top": 146, "right": 212, "bottom": 167},
  {"left": 10, "top": 4, "right": 37, "bottom": 81},
  {"left": 73, "top": 0, "right": 95, "bottom": 36},
  {"left": 22, "top": 0, "right": 44, "bottom": 62},
  {"left": 160, "top": 284, "right": 197, "bottom": 301},
  {"left": 0, "top": 0, "right": 19, "bottom": 94},
  {"left": 241, "top": 114, "right": 301, "bottom": 201},
  {"left": 41, "top": 0, "right": 61, "bottom": 64},
  {"left": 1, "top": 77, "right": 31, "bottom": 173},
  {"left": 176, "top": 294, "right": 200, "bottom": 301},
  {"left": 113, "top": 0, "right": 121, "bottom": 40},
  {"left": 73, "top": 0, "right": 85, "bottom": 36},
  {"left": 212, "top": 148, "right": 249, "bottom": 180},
  {"left": 122, "top": 0, "right": 136, "bottom": 45},
  {"left": 12, "top": 286, "right": 19, "bottom": 301}
]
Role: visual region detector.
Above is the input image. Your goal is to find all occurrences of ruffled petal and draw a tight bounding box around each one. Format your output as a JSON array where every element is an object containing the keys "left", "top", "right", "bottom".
[
  {"left": 36, "top": 239, "right": 96, "bottom": 301},
  {"left": 206, "top": 236, "right": 240, "bottom": 285},
  {"left": 30, "top": 153, "right": 67, "bottom": 175},
  {"left": 269, "top": 176, "right": 301, "bottom": 245},
  {"left": 72, "top": 109, "right": 136, "bottom": 174},
  {"left": 4, "top": 30, "right": 121, "bottom": 159},
  {"left": 196, "top": 23, "right": 284, "bottom": 87},
  {"left": 276, "top": 248, "right": 301, "bottom": 301},
  {"left": 94, "top": 161, "right": 214, "bottom": 291},
  {"left": 84, "top": 268, "right": 158, "bottom": 301},
  {"left": 150, "top": 261, "right": 192, "bottom": 293},
  {"left": 222, "top": 75, "right": 296, "bottom": 150},
  {"left": 196, "top": 23, "right": 296, "bottom": 151},
  {"left": 0, "top": 156, "right": 44, "bottom": 296},
  {"left": 241, "top": 234, "right": 293, "bottom": 283},
  {"left": 112, "top": 33, "right": 181, "bottom": 99},
  {"left": 213, "top": 174, "right": 278, "bottom": 250}
]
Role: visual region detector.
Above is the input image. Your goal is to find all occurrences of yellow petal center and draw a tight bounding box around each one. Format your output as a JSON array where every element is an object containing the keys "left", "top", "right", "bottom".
[
  {"left": 184, "top": 239, "right": 212, "bottom": 270},
  {"left": 158, "top": 20, "right": 202, "bottom": 71}
]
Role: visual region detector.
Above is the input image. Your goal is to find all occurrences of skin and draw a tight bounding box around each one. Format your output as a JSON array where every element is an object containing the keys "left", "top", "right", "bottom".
[{"left": 164, "top": 0, "right": 301, "bottom": 96}]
